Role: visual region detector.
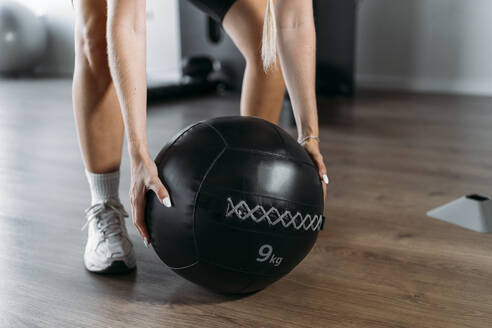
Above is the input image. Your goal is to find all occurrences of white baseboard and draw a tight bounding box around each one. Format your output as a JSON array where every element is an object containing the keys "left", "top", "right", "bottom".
[{"left": 356, "top": 74, "right": 492, "bottom": 96}]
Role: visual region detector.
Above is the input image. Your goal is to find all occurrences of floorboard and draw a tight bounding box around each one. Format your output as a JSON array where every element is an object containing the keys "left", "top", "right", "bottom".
[{"left": 1, "top": 79, "right": 492, "bottom": 328}]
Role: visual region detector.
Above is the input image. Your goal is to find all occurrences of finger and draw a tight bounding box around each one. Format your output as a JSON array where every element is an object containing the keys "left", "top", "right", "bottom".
[
  {"left": 311, "top": 155, "right": 328, "bottom": 200},
  {"left": 130, "top": 196, "right": 148, "bottom": 245},
  {"left": 130, "top": 194, "right": 138, "bottom": 231},
  {"left": 148, "top": 177, "right": 172, "bottom": 207},
  {"left": 313, "top": 155, "right": 329, "bottom": 185},
  {"left": 134, "top": 193, "right": 151, "bottom": 245}
]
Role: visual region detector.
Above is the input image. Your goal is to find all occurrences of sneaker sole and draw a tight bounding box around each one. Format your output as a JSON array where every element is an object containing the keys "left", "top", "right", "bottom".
[{"left": 86, "top": 260, "right": 136, "bottom": 274}]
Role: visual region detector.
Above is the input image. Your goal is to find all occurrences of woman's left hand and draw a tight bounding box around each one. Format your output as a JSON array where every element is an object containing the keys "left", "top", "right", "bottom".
[{"left": 302, "top": 138, "right": 328, "bottom": 201}]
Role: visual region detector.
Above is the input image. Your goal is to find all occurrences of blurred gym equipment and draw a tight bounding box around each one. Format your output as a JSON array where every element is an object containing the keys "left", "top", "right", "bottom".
[
  {"left": 0, "top": 1, "right": 47, "bottom": 75},
  {"left": 147, "top": 56, "right": 228, "bottom": 103}
]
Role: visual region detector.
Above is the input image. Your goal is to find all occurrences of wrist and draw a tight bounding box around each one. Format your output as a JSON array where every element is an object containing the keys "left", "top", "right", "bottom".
[
  {"left": 129, "top": 143, "right": 150, "bottom": 162},
  {"left": 297, "top": 118, "right": 318, "bottom": 137},
  {"left": 298, "top": 126, "right": 318, "bottom": 140},
  {"left": 298, "top": 135, "right": 320, "bottom": 146}
]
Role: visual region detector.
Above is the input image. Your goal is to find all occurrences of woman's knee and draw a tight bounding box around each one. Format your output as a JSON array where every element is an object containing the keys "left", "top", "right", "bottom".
[
  {"left": 223, "top": 1, "right": 269, "bottom": 71},
  {"left": 74, "top": 10, "right": 108, "bottom": 75}
]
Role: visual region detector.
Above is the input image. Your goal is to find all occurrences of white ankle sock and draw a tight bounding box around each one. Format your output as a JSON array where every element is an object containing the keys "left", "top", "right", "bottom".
[{"left": 85, "top": 169, "right": 120, "bottom": 205}]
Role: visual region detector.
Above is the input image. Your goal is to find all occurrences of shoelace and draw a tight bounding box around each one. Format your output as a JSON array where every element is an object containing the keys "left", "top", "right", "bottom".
[{"left": 81, "top": 200, "right": 129, "bottom": 241}]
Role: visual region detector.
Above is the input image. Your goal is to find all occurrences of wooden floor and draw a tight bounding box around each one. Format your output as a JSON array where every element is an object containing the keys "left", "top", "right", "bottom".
[{"left": 1, "top": 79, "right": 492, "bottom": 328}]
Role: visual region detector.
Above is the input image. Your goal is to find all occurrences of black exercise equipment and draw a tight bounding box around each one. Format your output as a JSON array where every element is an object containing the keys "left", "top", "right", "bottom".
[
  {"left": 145, "top": 116, "right": 325, "bottom": 294},
  {"left": 147, "top": 56, "right": 227, "bottom": 103}
]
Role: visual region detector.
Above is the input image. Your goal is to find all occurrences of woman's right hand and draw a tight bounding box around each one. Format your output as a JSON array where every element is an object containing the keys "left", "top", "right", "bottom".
[{"left": 129, "top": 151, "right": 171, "bottom": 246}]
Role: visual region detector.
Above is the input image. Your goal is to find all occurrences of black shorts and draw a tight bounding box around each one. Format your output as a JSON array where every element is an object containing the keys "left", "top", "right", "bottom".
[{"left": 186, "top": 0, "right": 238, "bottom": 23}]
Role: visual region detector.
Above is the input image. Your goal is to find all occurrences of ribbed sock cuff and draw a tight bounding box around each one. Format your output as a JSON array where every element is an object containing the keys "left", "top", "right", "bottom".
[{"left": 85, "top": 169, "right": 120, "bottom": 205}]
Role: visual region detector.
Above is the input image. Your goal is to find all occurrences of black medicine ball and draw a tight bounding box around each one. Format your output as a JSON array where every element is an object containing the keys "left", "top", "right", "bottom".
[{"left": 145, "top": 116, "right": 325, "bottom": 294}]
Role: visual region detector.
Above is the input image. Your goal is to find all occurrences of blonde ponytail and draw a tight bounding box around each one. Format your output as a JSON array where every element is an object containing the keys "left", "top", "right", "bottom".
[{"left": 261, "top": 0, "right": 277, "bottom": 72}]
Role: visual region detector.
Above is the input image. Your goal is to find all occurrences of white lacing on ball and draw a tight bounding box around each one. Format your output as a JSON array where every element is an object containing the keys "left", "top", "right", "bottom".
[{"left": 225, "top": 198, "right": 323, "bottom": 231}]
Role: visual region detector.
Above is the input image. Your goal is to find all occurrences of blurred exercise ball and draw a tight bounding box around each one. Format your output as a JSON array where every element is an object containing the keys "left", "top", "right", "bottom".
[{"left": 0, "top": 1, "right": 47, "bottom": 74}]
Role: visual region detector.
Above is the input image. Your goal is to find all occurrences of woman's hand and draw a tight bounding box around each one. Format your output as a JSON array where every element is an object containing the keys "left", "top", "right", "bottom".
[
  {"left": 129, "top": 152, "right": 171, "bottom": 246},
  {"left": 302, "top": 139, "right": 328, "bottom": 200}
]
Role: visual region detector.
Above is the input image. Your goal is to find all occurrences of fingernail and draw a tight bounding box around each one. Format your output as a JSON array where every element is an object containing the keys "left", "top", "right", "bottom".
[
  {"left": 162, "top": 196, "right": 172, "bottom": 208},
  {"left": 322, "top": 174, "right": 329, "bottom": 185},
  {"left": 144, "top": 238, "right": 150, "bottom": 248}
]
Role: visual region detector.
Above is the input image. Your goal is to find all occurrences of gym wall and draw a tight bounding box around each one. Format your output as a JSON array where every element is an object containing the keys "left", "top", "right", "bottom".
[{"left": 357, "top": 0, "right": 492, "bottom": 96}]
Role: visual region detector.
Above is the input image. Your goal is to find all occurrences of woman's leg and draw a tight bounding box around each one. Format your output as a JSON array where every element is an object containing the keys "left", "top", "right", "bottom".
[
  {"left": 72, "top": 0, "right": 124, "bottom": 174},
  {"left": 223, "top": 0, "right": 286, "bottom": 124},
  {"left": 73, "top": 0, "right": 135, "bottom": 274}
]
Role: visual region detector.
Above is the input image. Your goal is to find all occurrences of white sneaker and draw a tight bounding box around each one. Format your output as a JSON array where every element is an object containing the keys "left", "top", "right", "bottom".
[{"left": 82, "top": 200, "right": 136, "bottom": 273}]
